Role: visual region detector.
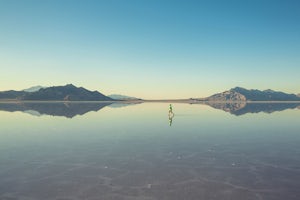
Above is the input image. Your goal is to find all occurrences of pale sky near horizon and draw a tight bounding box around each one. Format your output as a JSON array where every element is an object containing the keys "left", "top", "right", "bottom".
[{"left": 0, "top": 0, "right": 299, "bottom": 99}]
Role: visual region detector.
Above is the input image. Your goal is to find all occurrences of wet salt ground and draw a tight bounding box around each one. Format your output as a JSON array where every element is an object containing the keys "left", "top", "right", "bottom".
[{"left": 0, "top": 103, "right": 300, "bottom": 200}]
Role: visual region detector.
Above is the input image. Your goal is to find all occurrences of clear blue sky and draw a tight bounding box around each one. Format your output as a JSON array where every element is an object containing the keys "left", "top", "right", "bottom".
[{"left": 0, "top": 0, "right": 299, "bottom": 99}]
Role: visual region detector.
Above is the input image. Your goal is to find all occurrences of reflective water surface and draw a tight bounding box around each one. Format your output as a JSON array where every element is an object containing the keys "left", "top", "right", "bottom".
[{"left": 0, "top": 102, "right": 300, "bottom": 200}]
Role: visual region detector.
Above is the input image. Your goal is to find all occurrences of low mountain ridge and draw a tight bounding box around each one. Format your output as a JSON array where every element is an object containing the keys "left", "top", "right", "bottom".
[
  {"left": 0, "top": 84, "right": 113, "bottom": 101},
  {"left": 22, "top": 84, "right": 112, "bottom": 101},
  {"left": 205, "top": 87, "right": 300, "bottom": 101}
]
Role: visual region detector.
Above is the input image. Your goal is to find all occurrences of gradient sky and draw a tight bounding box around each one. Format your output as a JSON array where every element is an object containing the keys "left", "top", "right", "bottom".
[{"left": 0, "top": 0, "right": 299, "bottom": 99}]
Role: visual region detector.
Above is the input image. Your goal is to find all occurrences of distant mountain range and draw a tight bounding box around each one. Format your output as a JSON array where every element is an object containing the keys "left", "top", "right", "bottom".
[
  {"left": 0, "top": 85, "right": 299, "bottom": 101},
  {"left": 202, "top": 87, "right": 300, "bottom": 101},
  {"left": 0, "top": 84, "right": 112, "bottom": 101},
  {"left": 23, "top": 85, "right": 45, "bottom": 92},
  {"left": 108, "top": 94, "right": 141, "bottom": 100}
]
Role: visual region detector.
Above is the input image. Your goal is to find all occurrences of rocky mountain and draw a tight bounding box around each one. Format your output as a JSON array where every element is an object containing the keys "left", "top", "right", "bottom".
[
  {"left": 205, "top": 87, "right": 300, "bottom": 101},
  {"left": 205, "top": 90, "right": 246, "bottom": 101},
  {"left": 0, "top": 84, "right": 113, "bottom": 101}
]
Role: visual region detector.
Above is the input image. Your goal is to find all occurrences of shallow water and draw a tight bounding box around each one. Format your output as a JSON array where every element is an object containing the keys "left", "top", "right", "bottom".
[{"left": 0, "top": 103, "right": 300, "bottom": 200}]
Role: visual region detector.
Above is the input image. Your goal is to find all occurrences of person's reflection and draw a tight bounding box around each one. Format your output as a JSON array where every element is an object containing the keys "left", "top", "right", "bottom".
[
  {"left": 168, "top": 113, "right": 174, "bottom": 126},
  {"left": 168, "top": 104, "right": 174, "bottom": 126}
]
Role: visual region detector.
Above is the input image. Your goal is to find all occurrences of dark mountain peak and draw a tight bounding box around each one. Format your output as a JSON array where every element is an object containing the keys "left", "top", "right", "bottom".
[
  {"left": 264, "top": 89, "right": 275, "bottom": 93},
  {"left": 231, "top": 87, "right": 260, "bottom": 93},
  {"left": 65, "top": 84, "right": 76, "bottom": 88},
  {"left": 50, "top": 84, "right": 77, "bottom": 90},
  {"left": 231, "top": 86, "right": 246, "bottom": 91}
]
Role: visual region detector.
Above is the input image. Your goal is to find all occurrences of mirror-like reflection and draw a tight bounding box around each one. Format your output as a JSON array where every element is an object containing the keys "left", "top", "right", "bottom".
[
  {"left": 203, "top": 102, "right": 300, "bottom": 116},
  {"left": 168, "top": 104, "right": 175, "bottom": 126},
  {"left": 0, "top": 102, "right": 113, "bottom": 118},
  {"left": 0, "top": 103, "right": 300, "bottom": 199},
  {"left": 0, "top": 102, "right": 299, "bottom": 118}
]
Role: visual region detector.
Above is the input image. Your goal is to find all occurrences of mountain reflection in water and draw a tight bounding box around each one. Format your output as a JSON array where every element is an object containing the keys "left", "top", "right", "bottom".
[
  {"left": 0, "top": 102, "right": 112, "bottom": 118},
  {"left": 204, "top": 102, "right": 300, "bottom": 116},
  {"left": 0, "top": 102, "right": 299, "bottom": 118},
  {"left": 0, "top": 103, "right": 300, "bottom": 200}
]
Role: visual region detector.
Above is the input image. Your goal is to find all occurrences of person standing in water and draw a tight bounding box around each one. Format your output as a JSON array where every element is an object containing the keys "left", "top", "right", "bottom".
[{"left": 169, "top": 104, "right": 173, "bottom": 114}]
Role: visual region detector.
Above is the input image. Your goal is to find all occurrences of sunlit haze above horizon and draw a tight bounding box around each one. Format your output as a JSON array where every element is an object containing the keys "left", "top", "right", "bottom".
[{"left": 0, "top": 0, "right": 299, "bottom": 99}]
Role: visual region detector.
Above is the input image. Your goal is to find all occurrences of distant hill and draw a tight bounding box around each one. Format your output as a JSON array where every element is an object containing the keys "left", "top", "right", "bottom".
[
  {"left": 23, "top": 85, "right": 45, "bottom": 92},
  {"left": 108, "top": 94, "right": 140, "bottom": 100},
  {"left": 0, "top": 84, "right": 113, "bottom": 101},
  {"left": 204, "top": 87, "right": 300, "bottom": 101},
  {"left": 22, "top": 84, "right": 112, "bottom": 101}
]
